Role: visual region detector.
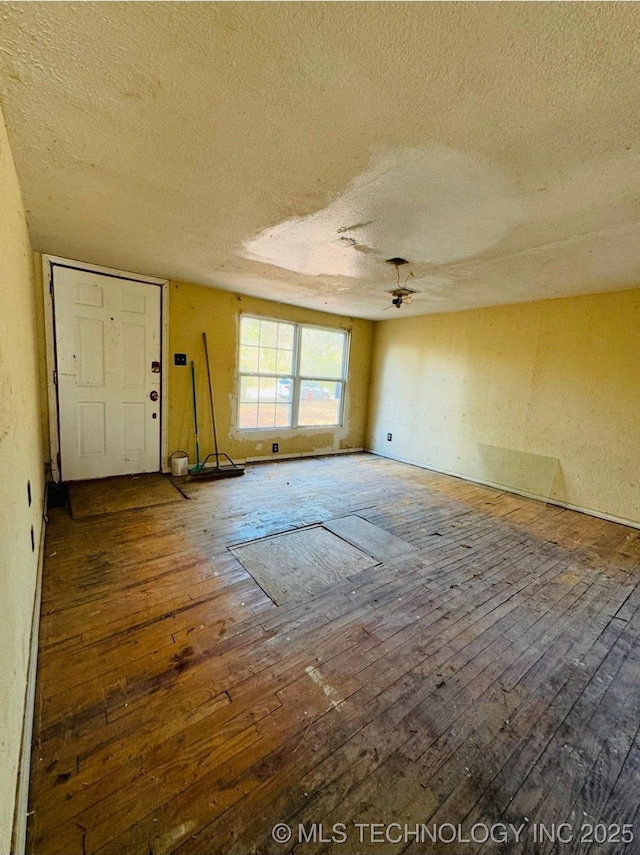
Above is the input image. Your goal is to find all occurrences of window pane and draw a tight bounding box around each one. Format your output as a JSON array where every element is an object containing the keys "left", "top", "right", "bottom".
[
  {"left": 238, "top": 376, "right": 292, "bottom": 428},
  {"left": 254, "top": 401, "right": 292, "bottom": 429},
  {"left": 258, "top": 376, "right": 278, "bottom": 402},
  {"left": 276, "top": 349, "right": 293, "bottom": 375},
  {"left": 275, "top": 376, "right": 293, "bottom": 400},
  {"left": 299, "top": 327, "right": 346, "bottom": 379},
  {"left": 275, "top": 402, "right": 291, "bottom": 426},
  {"left": 239, "top": 376, "right": 253, "bottom": 402},
  {"left": 258, "top": 347, "right": 278, "bottom": 375},
  {"left": 277, "top": 323, "right": 294, "bottom": 350},
  {"left": 238, "top": 402, "right": 258, "bottom": 429},
  {"left": 239, "top": 376, "right": 260, "bottom": 403},
  {"left": 241, "top": 316, "right": 260, "bottom": 345},
  {"left": 239, "top": 376, "right": 277, "bottom": 401},
  {"left": 298, "top": 383, "right": 342, "bottom": 426},
  {"left": 256, "top": 402, "right": 276, "bottom": 427},
  {"left": 259, "top": 320, "right": 278, "bottom": 348},
  {"left": 239, "top": 344, "right": 259, "bottom": 373}
]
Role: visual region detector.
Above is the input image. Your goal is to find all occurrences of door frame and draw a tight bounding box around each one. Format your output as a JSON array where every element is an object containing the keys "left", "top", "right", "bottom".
[{"left": 42, "top": 255, "right": 169, "bottom": 482}]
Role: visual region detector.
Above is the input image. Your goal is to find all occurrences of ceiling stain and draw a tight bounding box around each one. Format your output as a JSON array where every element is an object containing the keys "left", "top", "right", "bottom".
[
  {"left": 1, "top": 3, "right": 640, "bottom": 319},
  {"left": 336, "top": 220, "right": 377, "bottom": 234},
  {"left": 242, "top": 147, "right": 524, "bottom": 278}
]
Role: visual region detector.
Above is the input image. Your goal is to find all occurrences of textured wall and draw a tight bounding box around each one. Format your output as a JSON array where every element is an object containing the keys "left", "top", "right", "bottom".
[
  {"left": 168, "top": 281, "right": 373, "bottom": 463},
  {"left": 0, "top": 105, "right": 44, "bottom": 851},
  {"left": 367, "top": 289, "right": 640, "bottom": 525}
]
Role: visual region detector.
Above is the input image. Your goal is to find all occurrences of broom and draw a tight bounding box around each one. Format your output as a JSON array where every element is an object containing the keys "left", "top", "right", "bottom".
[{"left": 188, "top": 335, "right": 244, "bottom": 479}]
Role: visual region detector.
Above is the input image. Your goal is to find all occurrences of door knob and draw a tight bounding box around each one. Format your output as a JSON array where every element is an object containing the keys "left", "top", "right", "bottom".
[{"left": 149, "top": 390, "right": 159, "bottom": 401}]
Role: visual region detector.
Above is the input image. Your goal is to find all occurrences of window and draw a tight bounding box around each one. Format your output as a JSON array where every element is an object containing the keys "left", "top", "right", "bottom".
[{"left": 238, "top": 315, "right": 349, "bottom": 430}]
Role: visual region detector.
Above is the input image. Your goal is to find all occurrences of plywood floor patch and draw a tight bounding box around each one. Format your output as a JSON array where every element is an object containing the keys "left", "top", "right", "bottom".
[
  {"left": 68, "top": 473, "right": 184, "bottom": 519},
  {"left": 323, "top": 514, "right": 414, "bottom": 562},
  {"left": 230, "top": 525, "right": 378, "bottom": 605}
]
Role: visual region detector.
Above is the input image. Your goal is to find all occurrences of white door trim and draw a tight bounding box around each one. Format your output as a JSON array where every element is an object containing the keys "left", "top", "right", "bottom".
[{"left": 42, "top": 255, "right": 169, "bottom": 482}]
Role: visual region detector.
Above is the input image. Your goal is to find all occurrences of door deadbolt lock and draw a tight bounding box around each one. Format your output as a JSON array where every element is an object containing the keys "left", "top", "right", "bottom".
[{"left": 149, "top": 390, "right": 159, "bottom": 401}]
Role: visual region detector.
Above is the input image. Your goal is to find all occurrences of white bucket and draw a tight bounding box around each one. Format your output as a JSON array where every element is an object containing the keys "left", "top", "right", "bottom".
[{"left": 171, "top": 453, "right": 189, "bottom": 477}]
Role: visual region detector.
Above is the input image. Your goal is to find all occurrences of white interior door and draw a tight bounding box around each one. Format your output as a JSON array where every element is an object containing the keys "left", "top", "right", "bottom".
[{"left": 53, "top": 266, "right": 162, "bottom": 481}]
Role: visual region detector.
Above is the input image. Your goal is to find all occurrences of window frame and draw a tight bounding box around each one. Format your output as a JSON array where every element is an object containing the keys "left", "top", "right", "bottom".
[{"left": 237, "top": 314, "right": 350, "bottom": 432}]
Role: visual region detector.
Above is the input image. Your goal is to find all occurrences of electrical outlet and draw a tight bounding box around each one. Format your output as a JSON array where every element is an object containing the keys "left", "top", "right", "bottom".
[
  {"left": 272, "top": 443, "right": 279, "bottom": 453},
  {"left": 387, "top": 433, "right": 392, "bottom": 441},
  {"left": 174, "top": 353, "right": 187, "bottom": 366}
]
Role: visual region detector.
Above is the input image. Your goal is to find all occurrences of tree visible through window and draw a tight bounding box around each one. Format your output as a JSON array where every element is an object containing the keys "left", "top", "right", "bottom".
[{"left": 238, "top": 316, "right": 349, "bottom": 430}]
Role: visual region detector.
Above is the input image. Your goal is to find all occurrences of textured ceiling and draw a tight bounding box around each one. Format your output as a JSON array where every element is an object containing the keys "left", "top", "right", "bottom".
[{"left": 1, "top": 2, "right": 640, "bottom": 319}]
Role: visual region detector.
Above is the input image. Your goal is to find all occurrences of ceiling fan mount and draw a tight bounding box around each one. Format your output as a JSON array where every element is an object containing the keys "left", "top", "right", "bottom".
[
  {"left": 385, "top": 258, "right": 416, "bottom": 308},
  {"left": 389, "top": 286, "right": 416, "bottom": 308}
]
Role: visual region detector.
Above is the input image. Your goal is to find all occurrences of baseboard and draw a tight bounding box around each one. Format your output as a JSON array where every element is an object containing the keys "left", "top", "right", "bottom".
[
  {"left": 11, "top": 489, "right": 46, "bottom": 855},
  {"left": 163, "top": 447, "right": 364, "bottom": 473},
  {"left": 366, "top": 448, "right": 640, "bottom": 532},
  {"left": 246, "top": 446, "right": 364, "bottom": 464}
]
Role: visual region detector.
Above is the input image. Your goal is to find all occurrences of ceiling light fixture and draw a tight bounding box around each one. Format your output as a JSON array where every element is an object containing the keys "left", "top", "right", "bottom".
[{"left": 386, "top": 257, "right": 415, "bottom": 309}]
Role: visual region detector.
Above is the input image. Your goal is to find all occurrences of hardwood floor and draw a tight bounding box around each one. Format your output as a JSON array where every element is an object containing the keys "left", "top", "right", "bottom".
[{"left": 29, "top": 453, "right": 640, "bottom": 855}]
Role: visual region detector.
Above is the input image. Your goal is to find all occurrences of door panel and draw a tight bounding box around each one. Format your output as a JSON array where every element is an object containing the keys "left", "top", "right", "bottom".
[
  {"left": 53, "top": 266, "right": 161, "bottom": 481},
  {"left": 77, "top": 318, "right": 105, "bottom": 386},
  {"left": 77, "top": 402, "right": 106, "bottom": 456},
  {"left": 121, "top": 402, "right": 146, "bottom": 452}
]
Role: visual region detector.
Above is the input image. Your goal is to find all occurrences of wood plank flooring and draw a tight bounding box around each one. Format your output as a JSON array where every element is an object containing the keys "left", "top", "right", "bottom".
[{"left": 29, "top": 453, "right": 640, "bottom": 855}]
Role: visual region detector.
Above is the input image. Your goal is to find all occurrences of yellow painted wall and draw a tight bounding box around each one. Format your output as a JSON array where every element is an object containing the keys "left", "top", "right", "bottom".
[
  {"left": 168, "top": 281, "right": 373, "bottom": 463},
  {"left": 367, "top": 289, "right": 640, "bottom": 526},
  {"left": 0, "top": 105, "right": 45, "bottom": 851}
]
